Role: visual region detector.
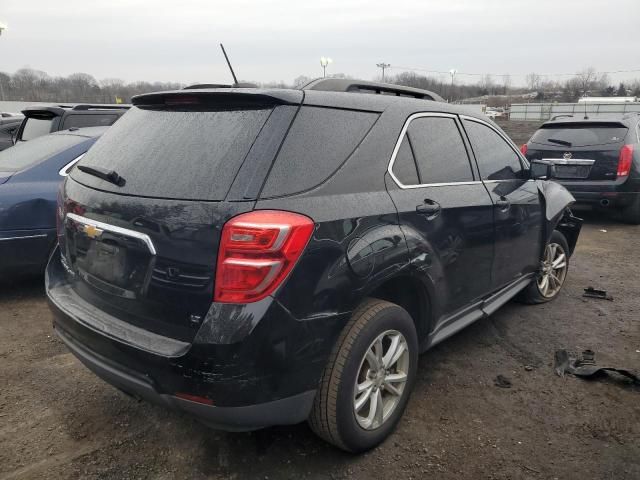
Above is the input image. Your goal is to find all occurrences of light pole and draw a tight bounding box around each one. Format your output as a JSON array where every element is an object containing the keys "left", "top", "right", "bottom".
[
  {"left": 376, "top": 62, "right": 390, "bottom": 82},
  {"left": 0, "top": 22, "right": 7, "bottom": 101},
  {"left": 449, "top": 69, "right": 457, "bottom": 102},
  {"left": 320, "top": 57, "right": 333, "bottom": 78}
]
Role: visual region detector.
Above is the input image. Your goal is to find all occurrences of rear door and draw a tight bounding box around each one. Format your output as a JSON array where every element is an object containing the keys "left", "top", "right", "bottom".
[
  {"left": 525, "top": 122, "right": 630, "bottom": 181},
  {"left": 462, "top": 117, "right": 543, "bottom": 289},
  {"left": 386, "top": 113, "right": 495, "bottom": 317}
]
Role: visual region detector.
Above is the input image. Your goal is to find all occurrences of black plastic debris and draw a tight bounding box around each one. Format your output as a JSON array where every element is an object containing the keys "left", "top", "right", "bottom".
[
  {"left": 494, "top": 375, "right": 512, "bottom": 388},
  {"left": 583, "top": 287, "right": 613, "bottom": 301},
  {"left": 554, "top": 349, "right": 640, "bottom": 385}
]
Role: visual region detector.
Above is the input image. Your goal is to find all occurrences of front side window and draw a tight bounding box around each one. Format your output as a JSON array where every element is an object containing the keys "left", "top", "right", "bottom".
[
  {"left": 392, "top": 115, "right": 473, "bottom": 185},
  {"left": 464, "top": 120, "right": 524, "bottom": 181}
]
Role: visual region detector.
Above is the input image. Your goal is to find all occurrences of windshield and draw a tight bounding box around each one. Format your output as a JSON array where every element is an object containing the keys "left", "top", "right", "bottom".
[
  {"left": 0, "top": 133, "right": 86, "bottom": 172},
  {"left": 531, "top": 123, "right": 628, "bottom": 147},
  {"left": 71, "top": 106, "right": 273, "bottom": 201}
]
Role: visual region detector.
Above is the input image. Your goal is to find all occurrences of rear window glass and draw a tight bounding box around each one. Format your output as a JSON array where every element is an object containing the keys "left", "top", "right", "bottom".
[
  {"left": 260, "top": 107, "right": 378, "bottom": 198},
  {"left": 531, "top": 123, "right": 628, "bottom": 147},
  {"left": 71, "top": 106, "right": 272, "bottom": 200},
  {"left": 62, "top": 114, "right": 119, "bottom": 130},
  {"left": 21, "top": 117, "right": 54, "bottom": 141},
  {"left": 0, "top": 133, "right": 85, "bottom": 172},
  {"left": 391, "top": 136, "right": 419, "bottom": 185}
]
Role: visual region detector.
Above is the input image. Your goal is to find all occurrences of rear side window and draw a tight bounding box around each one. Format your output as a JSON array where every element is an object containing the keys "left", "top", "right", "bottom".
[
  {"left": 464, "top": 120, "right": 523, "bottom": 181},
  {"left": 21, "top": 117, "right": 54, "bottom": 141},
  {"left": 530, "top": 123, "right": 628, "bottom": 147},
  {"left": 62, "top": 114, "right": 119, "bottom": 130},
  {"left": 72, "top": 106, "right": 273, "bottom": 200},
  {"left": 260, "top": 107, "right": 378, "bottom": 197},
  {"left": 391, "top": 136, "right": 420, "bottom": 185},
  {"left": 396, "top": 116, "right": 473, "bottom": 185},
  {"left": 0, "top": 133, "right": 85, "bottom": 172}
]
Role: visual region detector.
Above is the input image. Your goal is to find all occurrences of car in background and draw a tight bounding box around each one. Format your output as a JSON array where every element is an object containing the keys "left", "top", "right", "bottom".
[
  {"left": 15, "top": 103, "right": 128, "bottom": 143},
  {"left": 0, "top": 126, "right": 106, "bottom": 276},
  {"left": 47, "top": 80, "right": 581, "bottom": 452},
  {"left": 0, "top": 119, "right": 22, "bottom": 151},
  {"left": 522, "top": 114, "right": 640, "bottom": 223}
]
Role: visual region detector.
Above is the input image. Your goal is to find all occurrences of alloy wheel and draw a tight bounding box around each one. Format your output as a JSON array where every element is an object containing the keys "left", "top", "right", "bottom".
[
  {"left": 537, "top": 242, "right": 568, "bottom": 298},
  {"left": 353, "top": 329, "right": 410, "bottom": 430}
]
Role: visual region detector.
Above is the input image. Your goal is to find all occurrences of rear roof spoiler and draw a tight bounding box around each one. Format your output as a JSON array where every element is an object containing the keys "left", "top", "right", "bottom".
[
  {"left": 132, "top": 89, "right": 303, "bottom": 108},
  {"left": 21, "top": 103, "right": 131, "bottom": 117}
]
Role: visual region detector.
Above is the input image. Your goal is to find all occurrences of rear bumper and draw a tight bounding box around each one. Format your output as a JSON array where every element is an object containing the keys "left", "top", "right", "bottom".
[
  {"left": 54, "top": 324, "right": 315, "bottom": 431},
  {"left": 557, "top": 179, "right": 639, "bottom": 208},
  {"left": 45, "top": 248, "right": 346, "bottom": 430}
]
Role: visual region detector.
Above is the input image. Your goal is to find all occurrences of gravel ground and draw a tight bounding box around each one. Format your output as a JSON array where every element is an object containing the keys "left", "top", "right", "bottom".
[{"left": 1, "top": 121, "right": 638, "bottom": 480}]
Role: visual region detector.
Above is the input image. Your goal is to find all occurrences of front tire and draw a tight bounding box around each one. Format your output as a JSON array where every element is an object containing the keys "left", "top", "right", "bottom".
[
  {"left": 308, "top": 298, "right": 418, "bottom": 452},
  {"left": 519, "top": 230, "right": 570, "bottom": 304}
]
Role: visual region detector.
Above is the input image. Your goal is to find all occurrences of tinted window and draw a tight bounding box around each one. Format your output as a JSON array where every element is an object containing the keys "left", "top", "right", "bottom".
[
  {"left": 62, "top": 114, "right": 119, "bottom": 130},
  {"left": 21, "top": 117, "right": 54, "bottom": 141},
  {"left": 391, "top": 136, "right": 419, "bottom": 185},
  {"left": 464, "top": 120, "right": 523, "bottom": 181},
  {"left": 530, "top": 123, "right": 628, "bottom": 147},
  {"left": 406, "top": 116, "right": 473, "bottom": 184},
  {"left": 0, "top": 133, "right": 85, "bottom": 172},
  {"left": 72, "top": 106, "right": 272, "bottom": 201},
  {"left": 261, "top": 107, "right": 378, "bottom": 197}
]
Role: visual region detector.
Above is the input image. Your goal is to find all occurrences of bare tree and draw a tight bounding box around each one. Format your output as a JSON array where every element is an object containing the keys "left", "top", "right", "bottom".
[{"left": 525, "top": 72, "right": 541, "bottom": 91}]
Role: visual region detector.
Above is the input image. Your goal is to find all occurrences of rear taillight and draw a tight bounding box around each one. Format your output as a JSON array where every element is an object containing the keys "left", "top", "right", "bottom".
[
  {"left": 55, "top": 184, "right": 64, "bottom": 240},
  {"left": 520, "top": 144, "right": 528, "bottom": 156},
  {"left": 617, "top": 145, "right": 634, "bottom": 177},
  {"left": 214, "top": 210, "right": 315, "bottom": 303}
]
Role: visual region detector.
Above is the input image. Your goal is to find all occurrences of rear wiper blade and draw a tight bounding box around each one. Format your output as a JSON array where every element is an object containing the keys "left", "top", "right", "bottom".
[
  {"left": 547, "top": 138, "right": 572, "bottom": 147},
  {"left": 77, "top": 165, "right": 126, "bottom": 187}
]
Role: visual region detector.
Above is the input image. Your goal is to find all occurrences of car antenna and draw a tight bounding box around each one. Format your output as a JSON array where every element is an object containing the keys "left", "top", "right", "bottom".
[{"left": 220, "top": 43, "right": 239, "bottom": 86}]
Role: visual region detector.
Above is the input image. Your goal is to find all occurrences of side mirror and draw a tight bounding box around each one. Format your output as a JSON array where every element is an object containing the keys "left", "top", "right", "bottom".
[{"left": 530, "top": 160, "right": 556, "bottom": 180}]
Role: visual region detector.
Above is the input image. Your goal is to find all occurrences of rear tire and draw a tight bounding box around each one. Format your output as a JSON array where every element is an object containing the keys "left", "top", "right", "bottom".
[
  {"left": 519, "top": 230, "right": 570, "bottom": 304},
  {"left": 620, "top": 195, "right": 640, "bottom": 225},
  {"left": 308, "top": 298, "right": 418, "bottom": 452}
]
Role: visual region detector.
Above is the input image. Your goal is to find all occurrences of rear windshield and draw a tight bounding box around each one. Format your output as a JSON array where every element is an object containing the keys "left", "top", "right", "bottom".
[
  {"left": 0, "top": 133, "right": 85, "bottom": 172},
  {"left": 21, "top": 117, "right": 54, "bottom": 141},
  {"left": 71, "top": 106, "right": 272, "bottom": 200},
  {"left": 531, "top": 123, "right": 628, "bottom": 147}
]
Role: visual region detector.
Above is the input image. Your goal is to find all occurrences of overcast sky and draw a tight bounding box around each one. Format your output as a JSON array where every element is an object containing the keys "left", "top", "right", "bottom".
[{"left": 1, "top": 0, "right": 639, "bottom": 86}]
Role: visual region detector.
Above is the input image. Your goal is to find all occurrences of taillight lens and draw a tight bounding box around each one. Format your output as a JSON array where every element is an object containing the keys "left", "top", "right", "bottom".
[
  {"left": 617, "top": 145, "right": 634, "bottom": 177},
  {"left": 520, "top": 144, "right": 528, "bottom": 156},
  {"left": 55, "top": 183, "right": 65, "bottom": 240},
  {"left": 214, "top": 210, "right": 314, "bottom": 303}
]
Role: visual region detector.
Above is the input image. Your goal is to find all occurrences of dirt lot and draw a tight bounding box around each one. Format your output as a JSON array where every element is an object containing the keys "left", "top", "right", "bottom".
[{"left": 1, "top": 121, "right": 639, "bottom": 480}]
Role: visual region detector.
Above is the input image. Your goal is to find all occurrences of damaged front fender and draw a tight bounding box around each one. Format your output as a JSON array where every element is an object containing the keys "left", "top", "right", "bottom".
[{"left": 537, "top": 180, "right": 583, "bottom": 255}]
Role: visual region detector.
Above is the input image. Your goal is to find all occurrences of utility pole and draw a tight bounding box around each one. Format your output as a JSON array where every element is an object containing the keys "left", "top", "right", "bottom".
[
  {"left": 0, "top": 22, "right": 7, "bottom": 101},
  {"left": 449, "top": 69, "right": 457, "bottom": 102},
  {"left": 376, "top": 63, "right": 391, "bottom": 82}
]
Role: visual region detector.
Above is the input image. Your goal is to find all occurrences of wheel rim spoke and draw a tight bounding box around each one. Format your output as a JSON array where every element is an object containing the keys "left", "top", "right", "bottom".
[
  {"left": 355, "top": 384, "right": 373, "bottom": 412},
  {"left": 552, "top": 253, "right": 566, "bottom": 269}
]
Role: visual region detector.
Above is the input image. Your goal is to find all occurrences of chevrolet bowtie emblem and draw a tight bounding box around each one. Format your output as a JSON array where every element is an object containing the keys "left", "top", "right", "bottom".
[{"left": 83, "top": 224, "right": 103, "bottom": 239}]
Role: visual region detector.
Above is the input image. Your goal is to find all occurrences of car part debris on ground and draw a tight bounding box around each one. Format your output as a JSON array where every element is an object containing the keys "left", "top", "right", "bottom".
[
  {"left": 554, "top": 349, "right": 640, "bottom": 385},
  {"left": 583, "top": 287, "right": 613, "bottom": 301}
]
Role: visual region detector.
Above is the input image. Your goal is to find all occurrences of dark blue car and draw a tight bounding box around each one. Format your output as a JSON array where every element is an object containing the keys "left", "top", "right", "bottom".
[{"left": 0, "top": 127, "right": 106, "bottom": 276}]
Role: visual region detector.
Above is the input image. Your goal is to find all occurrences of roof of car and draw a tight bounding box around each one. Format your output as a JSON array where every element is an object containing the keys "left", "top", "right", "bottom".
[
  {"left": 132, "top": 82, "right": 487, "bottom": 121},
  {"left": 544, "top": 113, "right": 640, "bottom": 126},
  {"left": 51, "top": 126, "right": 109, "bottom": 138}
]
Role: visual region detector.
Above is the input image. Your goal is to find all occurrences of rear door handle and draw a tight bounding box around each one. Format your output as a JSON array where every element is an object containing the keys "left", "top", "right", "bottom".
[
  {"left": 495, "top": 196, "right": 510, "bottom": 211},
  {"left": 416, "top": 199, "right": 441, "bottom": 216}
]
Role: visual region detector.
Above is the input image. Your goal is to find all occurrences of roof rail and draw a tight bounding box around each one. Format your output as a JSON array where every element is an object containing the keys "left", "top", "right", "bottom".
[
  {"left": 302, "top": 78, "right": 444, "bottom": 102},
  {"left": 550, "top": 114, "right": 575, "bottom": 121},
  {"left": 183, "top": 82, "right": 258, "bottom": 90},
  {"left": 71, "top": 104, "right": 130, "bottom": 111}
]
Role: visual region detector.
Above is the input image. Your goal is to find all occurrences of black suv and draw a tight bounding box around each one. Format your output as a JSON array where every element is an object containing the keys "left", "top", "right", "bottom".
[
  {"left": 522, "top": 114, "right": 640, "bottom": 223},
  {"left": 46, "top": 80, "right": 581, "bottom": 452},
  {"left": 15, "top": 103, "right": 129, "bottom": 143}
]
